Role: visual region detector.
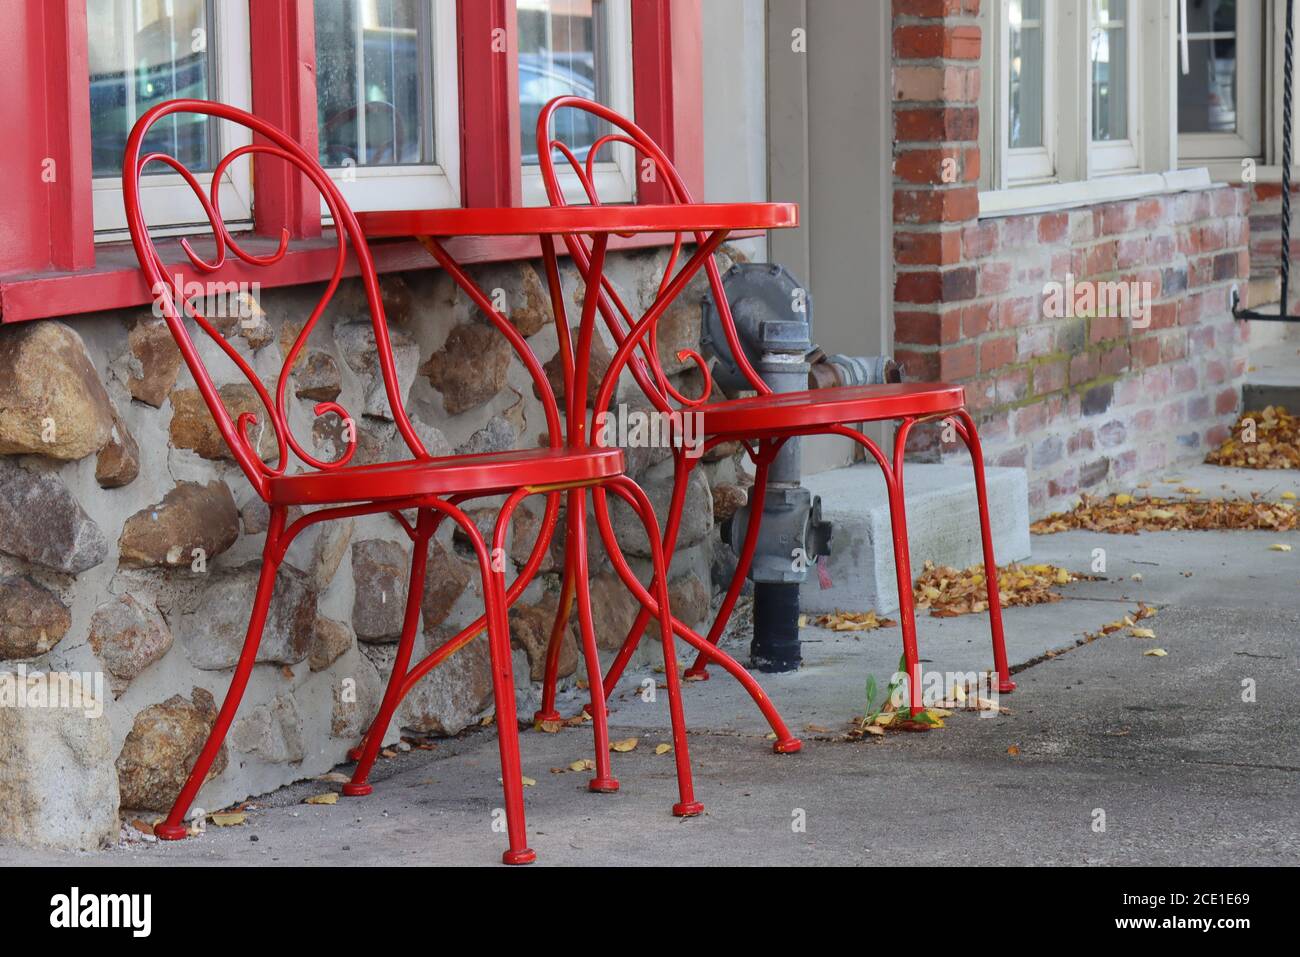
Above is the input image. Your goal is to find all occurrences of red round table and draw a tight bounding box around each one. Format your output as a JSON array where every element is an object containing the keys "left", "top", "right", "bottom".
[{"left": 356, "top": 201, "right": 805, "bottom": 769}]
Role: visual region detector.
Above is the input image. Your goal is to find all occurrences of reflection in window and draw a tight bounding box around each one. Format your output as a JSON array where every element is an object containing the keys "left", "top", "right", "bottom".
[
  {"left": 1178, "top": 0, "right": 1237, "bottom": 134},
  {"left": 87, "top": 0, "right": 215, "bottom": 177},
  {"left": 1009, "top": 0, "right": 1044, "bottom": 150},
  {"left": 518, "top": 0, "right": 610, "bottom": 165},
  {"left": 315, "top": 0, "right": 433, "bottom": 168},
  {"left": 1090, "top": 0, "right": 1128, "bottom": 142}
]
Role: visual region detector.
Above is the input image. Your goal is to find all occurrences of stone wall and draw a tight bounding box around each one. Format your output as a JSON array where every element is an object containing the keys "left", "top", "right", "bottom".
[{"left": 0, "top": 244, "right": 752, "bottom": 848}]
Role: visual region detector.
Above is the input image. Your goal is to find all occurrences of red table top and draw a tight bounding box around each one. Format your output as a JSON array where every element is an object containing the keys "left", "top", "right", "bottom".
[{"left": 356, "top": 202, "right": 798, "bottom": 238}]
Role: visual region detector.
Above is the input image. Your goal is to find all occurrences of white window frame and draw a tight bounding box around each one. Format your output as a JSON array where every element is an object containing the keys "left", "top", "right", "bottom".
[
  {"left": 1087, "top": 0, "right": 1142, "bottom": 175},
  {"left": 998, "top": 0, "right": 1056, "bottom": 184},
  {"left": 981, "top": 0, "right": 1178, "bottom": 215},
  {"left": 322, "top": 0, "right": 461, "bottom": 217},
  {"left": 521, "top": 0, "right": 636, "bottom": 207},
  {"left": 1176, "top": 0, "right": 1264, "bottom": 164},
  {"left": 92, "top": 0, "right": 253, "bottom": 239}
]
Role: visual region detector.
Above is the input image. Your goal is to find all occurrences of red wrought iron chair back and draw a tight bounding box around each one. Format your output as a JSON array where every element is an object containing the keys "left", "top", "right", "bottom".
[
  {"left": 536, "top": 96, "right": 775, "bottom": 424},
  {"left": 122, "top": 99, "right": 434, "bottom": 502}
]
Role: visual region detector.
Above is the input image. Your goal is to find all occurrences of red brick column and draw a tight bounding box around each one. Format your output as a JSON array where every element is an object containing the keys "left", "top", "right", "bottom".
[{"left": 891, "top": 0, "right": 983, "bottom": 460}]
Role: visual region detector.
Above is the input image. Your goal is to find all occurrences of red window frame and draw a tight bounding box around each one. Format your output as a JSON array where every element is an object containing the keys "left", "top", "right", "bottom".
[{"left": 0, "top": 0, "right": 704, "bottom": 323}]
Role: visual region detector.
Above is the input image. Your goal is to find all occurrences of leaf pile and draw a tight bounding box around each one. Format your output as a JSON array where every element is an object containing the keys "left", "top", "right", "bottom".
[
  {"left": 912, "top": 560, "right": 1098, "bottom": 617},
  {"left": 1031, "top": 494, "right": 1298, "bottom": 534},
  {"left": 805, "top": 610, "right": 897, "bottom": 631},
  {"left": 1205, "top": 406, "right": 1300, "bottom": 469}
]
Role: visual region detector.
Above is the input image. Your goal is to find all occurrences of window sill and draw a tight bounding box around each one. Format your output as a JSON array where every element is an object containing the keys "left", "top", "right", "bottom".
[
  {"left": 1182, "top": 160, "right": 1298, "bottom": 185},
  {"left": 0, "top": 227, "right": 756, "bottom": 324},
  {"left": 978, "top": 167, "right": 1214, "bottom": 219}
]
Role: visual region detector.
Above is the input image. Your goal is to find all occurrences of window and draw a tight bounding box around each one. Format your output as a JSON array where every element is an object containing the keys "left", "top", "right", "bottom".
[
  {"left": 516, "top": 0, "right": 635, "bottom": 206},
  {"left": 87, "top": 0, "right": 251, "bottom": 236},
  {"left": 1089, "top": 0, "right": 1139, "bottom": 173},
  {"left": 1005, "top": 0, "right": 1054, "bottom": 182},
  {"left": 0, "top": 0, "right": 701, "bottom": 301},
  {"left": 314, "top": 0, "right": 460, "bottom": 212},
  {"left": 983, "top": 0, "right": 1187, "bottom": 211},
  {"left": 1178, "top": 0, "right": 1263, "bottom": 165}
]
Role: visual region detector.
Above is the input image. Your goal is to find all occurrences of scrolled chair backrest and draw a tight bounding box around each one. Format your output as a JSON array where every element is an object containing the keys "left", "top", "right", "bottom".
[
  {"left": 122, "top": 98, "right": 430, "bottom": 501},
  {"left": 535, "top": 95, "right": 774, "bottom": 419}
]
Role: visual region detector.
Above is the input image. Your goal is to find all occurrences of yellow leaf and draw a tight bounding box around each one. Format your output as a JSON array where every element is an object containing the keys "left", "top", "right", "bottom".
[
  {"left": 1114, "top": 493, "right": 1133, "bottom": 506},
  {"left": 873, "top": 712, "right": 896, "bottom": 727},
  {"left": 1283, "top": 491, "right": 1297, "bottom": 500},
  {"left": 610, "top": 737, "right": 638, "bottom": 753},
  {"left": 568, "top": 758, "right": 595, "bottom": 772},
  {"left": 210, "top": 811, "right": 246, "bottom": 827},
  {"left": 521, "top": 776, "right": 537, "bottom": 787},
  {"left": 1143, "top": 648, "right": 1168, "bottom": 657},
  {"left": 1270, "top": 543, "right": 1293, "bottom": 552},
  {"left": 535, "top": 718, "right": 563, "bottom": 734},
  {"left": 654, "top": 743, "right": 672, "bottom": 755},
  {"left": 304, "top": 793, "right": 338, "bottom": 805},
  {"left": 1129, "top": 627, "right": 1156, "bottom": 639},
  {"left": 862, "top": 724, "right": 885, "bottom": 737}
]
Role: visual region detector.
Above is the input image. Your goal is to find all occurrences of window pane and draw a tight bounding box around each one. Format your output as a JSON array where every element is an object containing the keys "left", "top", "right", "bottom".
[
  {"left": 518, "top": 0, "right": 610, "bottom": 165},
  {"left": 1091, "top": 0, "right": 1128, "bottom": 142},
  {"left": 1009, "top": 0, "right": 1044, "bottom": 149},
  {"left": 316, "top": 0, "right": 433, "bottom": 168},
  {"left": 1179, "top": 0, "right": 1238, "bottom": 134},
  {"left": 87, "top": 0, "right": 215, "bottom": 177}
]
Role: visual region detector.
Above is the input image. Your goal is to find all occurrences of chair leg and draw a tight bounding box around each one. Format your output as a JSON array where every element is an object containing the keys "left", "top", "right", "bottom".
[
  {"left": 478, "top": 514, "right": 535, "bottom": 865},
  {"left": 887, "top": 425, "right": 924, "bottom": 717},
  {"left": 533, "top": 563, "right": 576, "bottom": 724},
  {"left": 956, "top": 409, "right": 1016, "bottom": 694},
  {"left": 568, "top": 488, "right": 619, "bottom": 793},
  {"left": 684, "top": 457, "right": 770, "bottom": 680},
  {"left": 609, "top": 476, "right": 701, "bottom": 816},
  {"left": 345, "top": 510, "right": 434, "bottom": 797},
  {"left": 155, "top": 508, "right": 287, "bottom": 840}
]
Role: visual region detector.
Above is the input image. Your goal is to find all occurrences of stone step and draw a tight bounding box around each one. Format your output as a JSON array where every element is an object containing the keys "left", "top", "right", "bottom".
[
  {"left": 1242, "top": 337, "right": 1300, "bottom": 414},
  {"left": 797, "top": 463, "right": 1031, "bottom": 616}
]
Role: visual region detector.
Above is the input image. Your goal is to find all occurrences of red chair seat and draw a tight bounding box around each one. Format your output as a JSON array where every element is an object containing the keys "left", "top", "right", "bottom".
[
  {"left": 269, "top": 446, "right": 626, "bottom": 506},
  {"left": 699, "top": 383, "right": 965, "bottom": 437}
]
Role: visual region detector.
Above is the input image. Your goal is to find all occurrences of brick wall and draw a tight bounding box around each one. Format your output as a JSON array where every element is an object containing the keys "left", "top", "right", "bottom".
[
  {"left": 891, "top": 0, "right": 1251, "bottom": 518},
  {"left": 1247, "top": 182, "right": 1300, "bottom": 309}
]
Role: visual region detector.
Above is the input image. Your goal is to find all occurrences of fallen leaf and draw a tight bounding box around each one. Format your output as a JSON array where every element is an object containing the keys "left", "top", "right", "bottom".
[
  {"left": 305, "top": 793, "right": 338, "bottom": 805},
  {"left": 809, "top": 610, "right": 897, "bottom": 631},
  {"left": 1206, "top": 407, "right": 1300, "bottom": 469},
  {"left": 1270, "top": 543, "right": 1293, "bottom": 552},
  {"left": 130, "top": 819, "right": 154, "bottom": 836},
  {"left": 1283, "top": 491, "right": 1297, "bottom": 500},
  {"left": 1143, "top": 648, "right": 1168, "bottom": 657},
  {"left": 912, "top": 560, "right": 1100, "bottom": 617},
  {"left": 610, "top": 737, "right": 638, "bottom": 753},
  {"left": 1033, "top": 493, "right": 1299, "bottom": 535},
  {"left": 535, "top": 718, "right": 563, "bottom": 734},
  {"left": 568, "top": 758, "right": 596, "bottom": 772},
  {"left": 521, "top": 776, "right": 536, "bottom": 787},
  {"left": 380, "top": 748, "right": 397, "bottom": 758},
  {"left": 862, "top": 725, "right": 885, "bottom": 737},
  {"left": 316, "top": 772, "right": 350, "bottom": 784},
  {"left": 1007, "top": 745, "right": 1021, "bottom": 756},
  {"left": 1129, "top": 627, "right": 1156, "bottom": 639},
  {"left": 210, "top": 811, "right": 247, "bottom": 827},
  {"left": 654, "top": 743, "right": 672, "bottom": 755}
]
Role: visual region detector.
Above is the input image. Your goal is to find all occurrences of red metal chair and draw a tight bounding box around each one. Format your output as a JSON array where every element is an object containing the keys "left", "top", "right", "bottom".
[
  {"left": 533, "top": 96, "right": 1016, "bottom": 719},
  {"left": 121, "top": 99, "right": 687, "bottom": 864}
]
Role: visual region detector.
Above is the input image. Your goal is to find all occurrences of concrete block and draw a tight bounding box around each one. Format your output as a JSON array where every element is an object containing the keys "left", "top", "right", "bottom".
[{"left": 798, "top": 463, "right": 1030, "bottom": 615}]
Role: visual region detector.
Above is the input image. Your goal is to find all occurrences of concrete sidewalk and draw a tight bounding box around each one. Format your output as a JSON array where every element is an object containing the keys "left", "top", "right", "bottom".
[{"left": 3, "top": 465, "right": 1298, "bottom": 866}]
